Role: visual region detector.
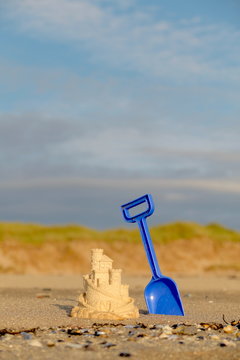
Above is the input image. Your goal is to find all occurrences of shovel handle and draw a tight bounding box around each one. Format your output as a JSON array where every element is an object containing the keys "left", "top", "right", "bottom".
[
  {"left": 121, "top": 194, "right": 154, "bottom": 223},
  {"left": 121, "top": 194, "right": 162, "bottom": 279},
  {"left": 138, "top": 217, "right": 162, "bottom": 279}
]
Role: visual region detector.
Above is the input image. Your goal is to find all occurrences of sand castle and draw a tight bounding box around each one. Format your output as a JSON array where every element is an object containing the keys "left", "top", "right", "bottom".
[{"left": 71, "top": 249, "right": 139, "bottom": 319}]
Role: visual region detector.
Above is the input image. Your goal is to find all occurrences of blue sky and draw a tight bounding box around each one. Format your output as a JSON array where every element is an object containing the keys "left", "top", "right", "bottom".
[{"left": 0, "top": 0, "right": 240, "bottom": 229}]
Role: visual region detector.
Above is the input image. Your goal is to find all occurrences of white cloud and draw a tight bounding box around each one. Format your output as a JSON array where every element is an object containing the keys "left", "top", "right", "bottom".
[
  {"left": 6, "top": 0, "right": 104, "bottom": 36},
  {"left": 3, "top": 0, "right": 240, "bottom": 82},
  {"left": 0, "top": 108, "right": 239, "bottom": 182}
]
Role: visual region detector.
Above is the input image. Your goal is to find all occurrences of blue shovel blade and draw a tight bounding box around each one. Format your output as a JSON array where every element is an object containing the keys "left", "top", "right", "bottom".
[{"left": 144, "top": 276, "right": 185, "bottom": 316}]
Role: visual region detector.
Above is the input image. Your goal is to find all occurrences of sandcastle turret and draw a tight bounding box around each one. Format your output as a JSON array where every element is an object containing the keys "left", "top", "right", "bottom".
[
  {"left": 91, "top": 249, "right": 104, "bottom": 271},
  {"left": 71, "top": 249, "right": 139, "bottom": 320},
  {"left": 110, "top": 268, "right": 122, "bottom": 291}
]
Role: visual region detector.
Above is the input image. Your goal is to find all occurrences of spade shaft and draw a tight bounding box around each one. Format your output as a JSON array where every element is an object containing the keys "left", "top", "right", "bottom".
[{"left": 137, "top": 217, "right": 161, "bottom": 279}]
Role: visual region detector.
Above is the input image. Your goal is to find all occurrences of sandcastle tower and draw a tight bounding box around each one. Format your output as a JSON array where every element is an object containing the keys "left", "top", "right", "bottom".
[{"left": 71, "top": 249, "right": 139, "bottom": 319}]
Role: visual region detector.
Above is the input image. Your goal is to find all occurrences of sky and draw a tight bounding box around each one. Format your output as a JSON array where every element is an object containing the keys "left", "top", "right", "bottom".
[{"left": 0, "top": 0, "right": 240, "bottom": 229}]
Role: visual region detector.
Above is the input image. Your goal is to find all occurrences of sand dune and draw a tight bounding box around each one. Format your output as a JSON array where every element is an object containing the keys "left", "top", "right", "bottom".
[{"left": 0, "top": 237, "right": 239, "bottom": 275}]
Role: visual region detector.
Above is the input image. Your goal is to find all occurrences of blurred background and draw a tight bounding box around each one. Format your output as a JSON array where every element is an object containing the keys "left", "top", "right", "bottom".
[{"left": 0, "top": 0, "right": 239, "bottom": 275}]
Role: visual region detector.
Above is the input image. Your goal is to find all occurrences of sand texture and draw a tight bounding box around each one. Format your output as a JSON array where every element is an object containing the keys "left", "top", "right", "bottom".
[{"left": 0, "top": 274, "right": 239, "bottom": 359}]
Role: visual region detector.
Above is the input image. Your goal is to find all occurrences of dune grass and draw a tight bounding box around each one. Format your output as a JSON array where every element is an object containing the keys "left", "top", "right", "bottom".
[{"left": 0, "top": 221, "right": 239, "bottom": 245}]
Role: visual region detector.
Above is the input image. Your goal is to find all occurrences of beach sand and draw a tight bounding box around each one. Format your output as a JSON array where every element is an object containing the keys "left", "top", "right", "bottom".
[{"left": 0, "top": 274, "right": 239, "bottom": 359}]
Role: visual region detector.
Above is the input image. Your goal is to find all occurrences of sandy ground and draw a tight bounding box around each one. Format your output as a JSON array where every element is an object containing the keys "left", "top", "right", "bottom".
[{"left": 0, "top": 274, "right": 239, "bottom": 359}]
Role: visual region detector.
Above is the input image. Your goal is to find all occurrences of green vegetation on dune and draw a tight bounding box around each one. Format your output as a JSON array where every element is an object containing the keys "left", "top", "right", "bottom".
[
  {"left": 205, "top": 223, "right": 240, "bottom": 243},
  {"left": 151, "top": 222, "right": 240, "bottom": 244},
  {"left": 0, "top": 223, "right": 99, "bottom": 245},
  {"left": 0, "top": 221, "right": 239, "bottom": 245},
  {"left": 150, "top": 222, "right": 206, "bottom": 244}
]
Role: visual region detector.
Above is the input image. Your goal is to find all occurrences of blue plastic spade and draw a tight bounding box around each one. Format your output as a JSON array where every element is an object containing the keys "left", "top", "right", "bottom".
[{"left": 121, "top": 194, "right": 184, "bottom": 316}]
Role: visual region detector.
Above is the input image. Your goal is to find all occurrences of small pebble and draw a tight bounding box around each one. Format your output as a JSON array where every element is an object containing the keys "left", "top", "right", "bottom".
[
  {"left": 102, "top": 342, "right": 116, "bottom": 348},
  {"left": 68, "top": 329, "right": 87, "bottom": 335},
  {"left": 21, "top": 332, "right": 32, "bottom": 340},
  {"left": 29, "top": 340, "right": 42, "bottom": 347},
  {"left": 124, "top": 325, "right": 135, "bottom": 329},
  {"left": 47, "top": 340, "right": 55, "bottom": 347},
  {"left": 36, "top": 293, "right": 50, "bottom": 298},
  {"left": 162, "top": 325, "right": 172, "bottom": 335},
  {"left": 119, "top": 352, "right": 131, "bottom": 357},
  {"left": 128, "top": 331, "right": 135, "bottom": 336},
  {"left": 153, "top": 325, "right": 163, "bottom": 329},
  {"left": 209, "top": 335, "right": 219, "bottom": 340},
  {"left": 136, "top": 324, "right": 147, "bottom": 329},
  {"left": 94, "top": 331, "right": 105, "bottom": 336},
  {"left": 223, "top": 325, "right": 235, "bottom": 334},
  {"left": 219, "top": 342, "right": 227, "bottom": 347},
  {"left": 197, "top": 325, "right": 206, "bottom": 331},
  {"left": 168, "top": 335, "right": 178, "bottom": 340}
]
